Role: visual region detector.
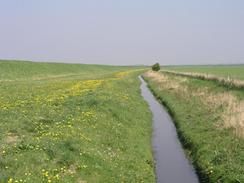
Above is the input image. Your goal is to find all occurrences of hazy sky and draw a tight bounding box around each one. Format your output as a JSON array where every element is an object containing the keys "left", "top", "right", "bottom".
[{"left": 0, "top": 0, "right": 243, "bottom": 65}]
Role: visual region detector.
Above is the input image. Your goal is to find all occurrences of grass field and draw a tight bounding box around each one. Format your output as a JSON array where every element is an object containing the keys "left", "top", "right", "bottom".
[
  {"left": 0, "top": 60, "right": 138, "bottom": 81},
  {"left": 0, "top": 61, "right": 155, "bottom": 183},
  {"left": 143, "top": 71, "right": 244, "bottom": 183},
  {"left": 1, "top": 60, "right": 244, "bottom": 183},
  {"left": 163, "top": 65, "right": 244, "bottom": 80}
]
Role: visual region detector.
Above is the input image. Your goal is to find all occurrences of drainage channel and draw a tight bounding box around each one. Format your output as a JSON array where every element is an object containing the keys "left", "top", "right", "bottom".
[{"left": 139, "top": 76, "right": 199, "bottom": 183}]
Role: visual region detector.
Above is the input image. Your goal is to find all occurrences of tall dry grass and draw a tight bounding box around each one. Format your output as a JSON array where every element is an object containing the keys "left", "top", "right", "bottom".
[
  {"left": 161, "top": 70, "right": 244, "bottom": 89},
  {"left": 144, "top": 71, "right": 244, "bottom": 137}
]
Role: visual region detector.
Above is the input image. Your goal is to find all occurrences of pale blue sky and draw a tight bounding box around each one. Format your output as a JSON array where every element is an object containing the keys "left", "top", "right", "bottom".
[{"left": 0, "top": 0, "right": 243, "bottom": 65}]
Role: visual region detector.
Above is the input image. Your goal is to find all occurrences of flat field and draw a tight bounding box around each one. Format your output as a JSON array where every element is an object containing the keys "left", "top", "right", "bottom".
[
  {"left": 2, "top": 61, "right": 243, "bottom": 183},
  {"left": 0, "top": 61, "right": 155, "bottom": 183},
  {"left": 163, "top": 65, "right": 244, "bottom": 80}
]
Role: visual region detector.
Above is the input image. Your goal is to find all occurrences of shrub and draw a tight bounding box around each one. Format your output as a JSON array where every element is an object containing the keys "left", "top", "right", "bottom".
[{"left": 152, "top": 63, "right": 160, "bottom": 71}]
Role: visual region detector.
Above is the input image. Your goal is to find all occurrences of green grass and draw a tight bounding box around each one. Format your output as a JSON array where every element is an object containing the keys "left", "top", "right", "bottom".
[
  {"left": 143, "top": 71, "right": 244, "bottom": 183},
  {"left": 0, "top": 60, "right": 142, "bottom": 81},
  {"left": 0, "top": 61, "right": 155, "bottom": 183},
  {"left": 163, "top": 65, "right": 244, "bottom": 80}
]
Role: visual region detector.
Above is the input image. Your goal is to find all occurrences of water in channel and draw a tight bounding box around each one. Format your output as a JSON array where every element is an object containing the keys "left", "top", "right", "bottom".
[{"left": 139, "top": 76, "right": 199, "bottom": 183}]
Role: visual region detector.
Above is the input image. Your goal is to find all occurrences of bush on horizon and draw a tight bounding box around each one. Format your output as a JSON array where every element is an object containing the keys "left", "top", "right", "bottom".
[{"left": 152, "top": 63, "right": 160, "bottom": 71}]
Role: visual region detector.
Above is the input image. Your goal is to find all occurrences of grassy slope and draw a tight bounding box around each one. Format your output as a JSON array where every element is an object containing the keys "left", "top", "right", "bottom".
[
  {"left": 0, "top": 61, "right": 155, "bottom": 183},
  {"left": 163, "top": 65, "right": 244, "bottom": 80},
  {"left": 143, "top": 71, "right": 244, "bottom": 183},
  {"left": 0, "top": 60, "right": 138, "bottom": 81}
]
